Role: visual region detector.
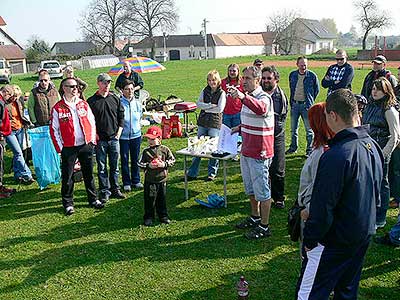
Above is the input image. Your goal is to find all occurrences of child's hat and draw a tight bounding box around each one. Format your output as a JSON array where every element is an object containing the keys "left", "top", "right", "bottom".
[{"left": 144, "top": 126, "right": 162, "bottom": 139}]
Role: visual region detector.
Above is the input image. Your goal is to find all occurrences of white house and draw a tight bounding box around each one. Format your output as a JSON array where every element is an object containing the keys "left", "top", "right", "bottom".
[
  {"left": 131, "top": 32, "right": 276, "bottom": 61},
  {"left": 0, "top": 16, "right": 27, "bottom": 74}
]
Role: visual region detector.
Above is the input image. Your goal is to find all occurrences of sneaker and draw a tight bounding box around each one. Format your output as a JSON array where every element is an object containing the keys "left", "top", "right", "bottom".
[
  {"left": 245, "top": 225, "right": 271, "bottom": 240},
  {"left": 235, "top": 216, "right": 261, "bottom": 229},
  {"left": 274, "top": 200, "right": 285, "bottom": 209},
  {"left": 132, "top": 182, "right": 144, "bottom": 189},
  {"left": 206, "top": 175, "right": 216, "bottom": 182},
  {"left": 375, "top": 221, "right": 386, "bottom": 230},
  {"left": 18, "top": 177, "right": 36, "bottom": 185},
  {"left": 123, "top": 185, "right": 132, "bottom": 192},
  {"left": 0, "top": 186, "right": 16, "bottom": 195},
  {"left": 100, "top": 192, "right": 110, "bottom": 204},
  {"left": 111, "top": 189, "right": 126, "bottom": 199},
  {"left": 65, "top": 206, "right": 75, "bottom": 216},
  {"left": 90, "top": 200, "right": 104, "bottom": 209},
  {"left": 144, "top": 218, "right": 153, "bottom": 226},
  {"left": 160, "top": 216, "right": 171, "bottom": 224},
  {"left": 285, "top": 149, "right": 297, "bottom": 155}
]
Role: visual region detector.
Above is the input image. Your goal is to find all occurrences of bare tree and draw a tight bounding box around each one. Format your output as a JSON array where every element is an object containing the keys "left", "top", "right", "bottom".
[
  {"left": 267, "top": 9, "right": 301, "bottom": 55},
  {"left": 354, "top": 0, "right": 393, "bottom": 50},
  {"left": 125, "top": 0, "right": 179, "bottom": 58},
  {"left": 80, "top": 0, "right": 128, "bottom": 54}
]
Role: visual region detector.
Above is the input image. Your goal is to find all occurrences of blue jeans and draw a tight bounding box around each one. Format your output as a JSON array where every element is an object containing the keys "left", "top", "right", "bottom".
[
  {"left": 376, "top": 158, "right": 390, "bottom": 226},
  {"left": 289, "top": 102, "right": 313, "bottom": 153},
  {"left": 187, "top": 126, "right": 219, "bottom": 178},
  {"left": 6, "top": 128, "right": 32, "bottom": 180},
  {"left": 96, "top": 139, "right": 120, "bottom": 194},
  {"left": 222, "top": 112, "right": 241, "bottom": 128},
  {"left": 119, "top": 137, "right": 141, "bottom": 186}
]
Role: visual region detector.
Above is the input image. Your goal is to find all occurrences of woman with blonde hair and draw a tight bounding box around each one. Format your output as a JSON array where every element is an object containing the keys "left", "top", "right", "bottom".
[
  {"left": 187, "top": 70, "right": 226, "bottom": 181},
  {"left": 221, "top": 63, "right": 243, "bottom": 128},
  {"left": 362, "top": 77, "right": 400, "bottom": 228}
]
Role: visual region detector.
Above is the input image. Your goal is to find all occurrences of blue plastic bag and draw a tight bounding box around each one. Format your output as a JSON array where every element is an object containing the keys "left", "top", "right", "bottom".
[
  {"left": 195, "top": 193, "right": 225, "bottom": 208},
  {"left": 28, "top": 126, "right": 61, "bottom": 190}
]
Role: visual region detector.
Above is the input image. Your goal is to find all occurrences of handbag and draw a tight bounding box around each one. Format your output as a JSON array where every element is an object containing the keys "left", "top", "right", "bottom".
[{"left": 287, "top": 200, "right": 305, "bottom": 242}]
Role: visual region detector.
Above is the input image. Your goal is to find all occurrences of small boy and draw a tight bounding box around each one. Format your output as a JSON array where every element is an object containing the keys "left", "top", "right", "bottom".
[{"left": 139, "top": 126, "right": 175, "bottom": 226}]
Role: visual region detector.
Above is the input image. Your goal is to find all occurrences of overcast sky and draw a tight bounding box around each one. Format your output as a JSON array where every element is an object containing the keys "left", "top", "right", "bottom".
[{"left": 1, "top": 0, "right": 400, "bottom": 47}]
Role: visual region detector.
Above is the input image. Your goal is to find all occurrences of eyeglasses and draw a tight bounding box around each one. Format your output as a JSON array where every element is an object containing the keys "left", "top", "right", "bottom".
[
  {"left": 262, "top": 76, "right": 273, "bottom": 80},
  {"left": 39, "top": 79, "right": 49, "bottom": 82},
  {"left": 64, "top": 85, "right": 78, "bottom": 89},
  {"left": 336, "top": 58, "right": 345, "bottom": 61}
]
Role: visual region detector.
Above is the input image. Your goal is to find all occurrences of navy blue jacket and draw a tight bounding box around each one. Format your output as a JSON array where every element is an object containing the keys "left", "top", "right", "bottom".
[
  {"left": 303, "top": 126, "right": 383, "bottom": 250},
  {"left": 289, "top": 70, "right": 319, "bottom": 109},
  {"left": 321, "top": 62, "right": 354, "bottom": 95}
]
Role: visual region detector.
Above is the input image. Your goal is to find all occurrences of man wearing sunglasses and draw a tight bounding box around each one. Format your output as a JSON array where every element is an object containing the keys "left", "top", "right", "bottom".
[
  {"left": 28, "top": 70, "right": 60, "bottom": 126},
  {"left": 321, "top": 49, "right": 354, "bottom": 96}
]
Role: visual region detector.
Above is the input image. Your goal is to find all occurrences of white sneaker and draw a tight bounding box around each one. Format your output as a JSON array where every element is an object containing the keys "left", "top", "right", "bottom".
[
  {"left": 123, "top": 185, "right": 131, "bottom": 192},
  {"left": 65, "top": 206, "right": 75, "bottom": 216}
]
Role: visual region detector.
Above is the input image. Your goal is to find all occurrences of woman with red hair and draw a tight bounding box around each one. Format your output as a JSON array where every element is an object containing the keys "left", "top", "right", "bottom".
[{"left": 297, "top": 102, "right": 335, "bottom": 221}]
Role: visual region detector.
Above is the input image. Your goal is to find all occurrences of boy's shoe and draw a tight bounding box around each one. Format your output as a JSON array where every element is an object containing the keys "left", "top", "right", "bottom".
[
  {"left": 90, "top": 200, "right": 104, "bottom": 209},
  {"left": 132, "top": 182, "right": 143, "bottom": 189},
  {"left": 235, "top": 216, "right": 261, "bottom": 229},
  {"left": 111, "top": 189, "right": 126, "bottom": 199},
  {"left": 0, "top": 186, "right": 17, "bottom": 195},
  {"left": 245, "top": 225, "right": 271, "bottom": 240},
  {"left": 160, "top": 217, "right": 171, "bottom": 224},
  {"left": 65, "top": 206, "right": 75, "bottom": 216},
  {"left": 123, "top": 185, "right": 132, "bottom": 192},
  {"left": 274, "top": 200, "right": 285, "bottom": 209},
  {"left": 144, "top": 218, "right": 153, "bottom": 226}
]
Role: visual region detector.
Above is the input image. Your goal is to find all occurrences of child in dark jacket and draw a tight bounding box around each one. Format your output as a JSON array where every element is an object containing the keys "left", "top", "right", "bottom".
[{"left": 138, "top": 126, "right": 175, "bottom": 226}]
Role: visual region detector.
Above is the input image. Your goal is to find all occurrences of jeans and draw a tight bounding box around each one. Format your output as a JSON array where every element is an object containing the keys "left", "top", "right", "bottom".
[
  {"left": 289, "top": 102, "right": 313, "bottom": 154},
  {"left": 187, "top": 126, "right": 219, "bottom": 178},
  {"left": 61, "top": 144, "right": 97, "bottom": 208},
  {"left": 96, "top": 139, "right": 120, "bottom": 194},
  {"left": 5, "top": 128, "right": 32, "bottom": 180},
  {"left": 270, "top": 122, "right": 285, "bottom": 201},
  {"left": 222, "top": 112, "right": 241, "bottom": 128},
  {"left": 119, "top": 137, "right": 142, "bottom": 186},
  {"left": 376, "top": 158, "right": 390, "bottom": 226}
]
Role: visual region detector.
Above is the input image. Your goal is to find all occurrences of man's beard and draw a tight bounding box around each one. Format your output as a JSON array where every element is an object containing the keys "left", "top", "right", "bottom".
[{"left": 262, "top": 82, "right": 274, "bottom": 92}]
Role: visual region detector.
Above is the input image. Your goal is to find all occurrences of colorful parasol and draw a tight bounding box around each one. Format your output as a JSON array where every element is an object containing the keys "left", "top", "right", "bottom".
[{"left": 108, "top": 56, "right": 166, "bottom": 75}]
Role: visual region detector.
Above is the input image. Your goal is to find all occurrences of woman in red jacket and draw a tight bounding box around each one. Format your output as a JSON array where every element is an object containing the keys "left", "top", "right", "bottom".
[{"left": 221, "top": 63, "right": 243, "bottom": 128}]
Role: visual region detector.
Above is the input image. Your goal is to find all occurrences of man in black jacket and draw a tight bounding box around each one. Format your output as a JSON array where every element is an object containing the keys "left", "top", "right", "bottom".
[
  {"left": 115, "top": 61, "right": 144, "bottom": 99},
  {"left": 295, "top": 89, "right": 383, "bottom": 300},
  {"left": 88, "top": 73, "right": 125, "bottom": 202}
]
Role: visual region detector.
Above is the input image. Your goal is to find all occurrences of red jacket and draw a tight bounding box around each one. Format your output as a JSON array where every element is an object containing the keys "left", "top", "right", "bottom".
[
  {"left": 50, "top": 98, "right": 96, "bottom": 152},
  {"left": 221, "top": 77, "right": 243, "bottom": 115},
  {"left": 0, "top": 96, "right": 11, "bottom": 137}
]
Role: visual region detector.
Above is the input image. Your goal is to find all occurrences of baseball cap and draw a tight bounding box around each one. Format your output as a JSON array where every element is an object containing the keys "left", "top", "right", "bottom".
[
  {"left": 253, "top": 58, "right": 263, "bottom": 65},
  {"left": 97, "top": 73, "right": 112, "bottom": 82},
  {"left": 372, "top": 55, "right": 387, "bottom": 64},
  {"left": 144, "top": 126, "right": 162, "bottom": 139}
]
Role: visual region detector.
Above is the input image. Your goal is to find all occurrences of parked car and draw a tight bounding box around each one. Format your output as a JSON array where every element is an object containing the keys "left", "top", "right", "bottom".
[
  {"left": 38, "top": 60, "right": 63, "bottom": 79},
  {"left": 0, "top": 58, "right": 12, "bottom": 83}
]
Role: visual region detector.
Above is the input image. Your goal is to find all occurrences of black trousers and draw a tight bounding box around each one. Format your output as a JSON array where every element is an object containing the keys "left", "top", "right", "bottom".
[
  {"left": 61, "top": 144, "right": 97, "bottom": 208},
  {"left": 143, "top": 181, "right": 168, "bottom": 220},
  {"left": 270, "top": 123, "right": 286, "bottom": 201}
]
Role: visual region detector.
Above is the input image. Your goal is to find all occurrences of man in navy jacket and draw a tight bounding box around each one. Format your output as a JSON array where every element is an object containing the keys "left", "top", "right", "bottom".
[
  {"left": 321, "top": 49, "right": 354, "bottom": 96},
  {"left": 295, "top": 89, "right": 383, "bottom": 300}
]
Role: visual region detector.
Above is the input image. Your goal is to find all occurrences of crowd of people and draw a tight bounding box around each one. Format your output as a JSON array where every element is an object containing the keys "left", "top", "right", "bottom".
[{"left": 1, "top": 52, "right": 400, "bottom": 299}]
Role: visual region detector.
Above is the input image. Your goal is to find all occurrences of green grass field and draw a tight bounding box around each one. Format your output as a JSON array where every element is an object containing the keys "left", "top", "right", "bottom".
[{"left": 0, "top": 55, "right": 399, "bottom": 300}]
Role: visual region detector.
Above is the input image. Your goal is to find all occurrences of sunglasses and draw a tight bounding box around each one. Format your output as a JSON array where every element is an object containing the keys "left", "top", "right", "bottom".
[
  {"left": 39, "top": 79, "right": 49, "bottom": 82},
  {"left": 65, "top": 85, "right": 78, "bottom": 89},
  {"left": 336, "top": 58, "right": 345, "bottom": 61},
  {"left": 262, "top": 76, "right": 273, "bottom": 80}
]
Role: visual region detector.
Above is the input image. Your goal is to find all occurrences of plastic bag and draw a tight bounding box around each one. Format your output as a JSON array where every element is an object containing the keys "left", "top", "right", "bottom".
[
  {"left": 195, "top": 193, "right": 225, "bottom": 208},
  {"left": 28, "top": 126, "right": 61, "bottom": 189}
]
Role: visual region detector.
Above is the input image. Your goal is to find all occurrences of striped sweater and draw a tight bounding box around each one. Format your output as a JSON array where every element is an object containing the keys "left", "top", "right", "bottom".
[{"left": 240, "top": 86, "right": 274, "bottom": 159}]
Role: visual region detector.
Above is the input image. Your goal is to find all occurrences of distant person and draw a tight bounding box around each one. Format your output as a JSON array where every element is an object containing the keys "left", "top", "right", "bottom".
[
  {"left": 50, "top": 78, "right": 104, "bottom": 215},
  {"left": 362, "top": 77, "right": 400, "bottom": 228},
  {"left": 221, "top": 63, "right": 243, "bottom": 128},
  {"left": 261, "top": 65, "right": 288, "bottom": 209},
  {"left": 230, "top": 66, "right": 274, "bottom": 240},
  {"left": 0, "top": 85, "right": 16, "bottom": 198},
  {"left": 187, "top": 70, "right": 226, "bottom": 181},
  {"left": 295, "top": 89, "right": 383, "bottom": 300},
  {"left": 5, "top": 85, "right": 35, "bottom": 184},
  {"left": 138, "top": 126, "right": 175, "bottom": 226},
  {"left": 63, "top": 65, "right": 88, "bottom": 100},
  {"left": 253, "top": 58, "right": 264, "bottom": 70},
  {"left": 321, "top": 49, "right": 354, "bottom": 95},
  {"left": 119, "top": 79, "right": 143, "bottom": 192},
  {"left": 286, "top": 56, "right": 319, "bottom": 157},
  {"left": 28, "top": 69, "right": 60, "bottom": 126},
  {"left": 88, "top": 73, "right": 125, "bottom": 203},
  {"left": 395, "top": 66, "right": 400, "bottom": 97},
  {"left": 361, "top": 55, "right": 398, "bottom": 100},
  {"left": 115, "top": 61, "right": 144, "bottom": 98}
]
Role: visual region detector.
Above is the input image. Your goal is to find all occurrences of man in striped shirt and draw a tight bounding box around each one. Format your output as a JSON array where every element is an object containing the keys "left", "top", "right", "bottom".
[{"left": 230, "top": 66, "right": 275, "bottom": 240}]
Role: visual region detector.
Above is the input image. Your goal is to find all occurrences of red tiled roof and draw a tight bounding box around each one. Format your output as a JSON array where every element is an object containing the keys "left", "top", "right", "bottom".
[
  {"left": 0, "top": 16, "right": 6, "bottom": 26},
  {"left": 0, "top": 45, "right": 26, "bottom": 60}
]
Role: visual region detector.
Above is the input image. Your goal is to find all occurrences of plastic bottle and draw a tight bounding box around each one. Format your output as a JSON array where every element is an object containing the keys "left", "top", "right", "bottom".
[{"left": 237, "top": 276, "right": 249, "bottom": 299}]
